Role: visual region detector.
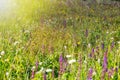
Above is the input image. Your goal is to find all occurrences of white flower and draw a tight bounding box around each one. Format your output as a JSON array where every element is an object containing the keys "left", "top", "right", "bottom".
[
  {"left": 84, "top": 60, "right": 87, "bottom": 64},
  {"left": 25, "top": 30, "right": 30, "bottom": 33},
  {"left": 40, "top": 67, "right": 44, "bottom": 72},
  {"left": 13, "top": 41, "right": 19, "bottom": 46},
  {"left": 5, "top": 59, "right": 9, "bottom": 62},
  {"left": 98, "top": 59, "right": 100, "bottom": 64},
  {"left": 64, "top": 46, "right": 67, "bottom": 49},
  {"left": 36, "top": 67, "right": 44, "bottom": 74},
  {"left": 46, "top": 69, "right": 52, "bottom": 72},
  {"left": 88, "top": 43, "right": 91, "bottom": 48},
  {"left": 1, "top": 51, "right": 5, "bottom": 56},
  {"left": 118, "top": 41, "right": 120, "bottom": 44},
  {"left": 31, "top": 66, "right": 35, "bottom": 70},
  {"left": 93, "top": 71, "right": 96, "bottom": 76},
  {"left": 111, "top": 75, "right": 113, "bottom": 79},
  {"left": 66, "top": 55, "right": 72, "bottom": 58},
  {"left": 110, "top": 37, "right": 114, "bottom": 40},
  {"left": 0, "top": 56, "right": 1, "bottom": 58},
  {"left": 39, "top": 62, "right": 42, "bottom": 65},
  {"left": 106, "top": 31, "right": 109, "bottom": 34},
  {"left": 6, "top": 72, "right": 9, "bottom": 76},
  {"left": 68, "top": 59, "right": 76, "bottom": 64}
]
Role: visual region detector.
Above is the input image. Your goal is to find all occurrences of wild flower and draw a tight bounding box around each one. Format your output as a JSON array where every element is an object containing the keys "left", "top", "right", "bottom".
[
  {"left": 13, "top": 41, "right": 19, "bottom": 46},
  {"left": 66, "top": 55, "right": 72, "bottom": 58},
  {"left": 84, "top": 60, "right": 87, "bottom": 64},
  {"left": 64, "top": 46, "right": 67, "bottom": 49},
  {"left": 24, "top": 30, "right": 30, "bottom": 33},
  {"left": 88, "top": 43, "right": 91, "bottom": 48},
  {"left": 46, "top": 69, "right": 52, "bottom": 73},
  {"left": 103, "top": 52, "right": 107, "bottom": 71},
  {"left": 89, "top": 48, "right": 95, "bottom": 58},
  {"left": 5, "top": 59, "right": 9, "bottom": 62},
  {"left": 106, "top": 31, "right": 109, "bottom": 34},
  {"left": 108, "top": 68, "right": 114, "bottom": 79},
  {"left": 59, "top": 54, "right": 64, "bottom": 75},
  {"left": 87, "top": 68, "right": 93, "bottom": 80},
  {"left": 31, "top": 70, "right": 35, "bottom": 79},
  {"left": 101, "top": 51, "right": 108, "bottom": 80},
  {"left": 98, "top": 58, "right": 100, "bottom": 64},
  {"left": 40, "top": 67, "right": 44, "bottom": 72},
  {"left": 1, "top": 51, "right": 5, "bottom": 56},
  {"left": 93, "top": 71, "right": 96, "bottom": 76},
  {"left": 110, "top": 37, "right": 114, "bottom": 40},
  {"left": 101, "top": 43, "right": 104, "bottom": 50},
  {"left": 31, "top": 66, "right": 35, "bottom": 71},
  {"left": 68, "top": 59, "right": 76, "bottom": 64},
  {"left": 39, "top": 62, "right": 42, "bottom": 65},
  {"left": 31, "top": 66, "right": 36, "bottom": 79},
  {"left": 6, "top": 72, "right": 9, "bottom": 76},
  {"left": 63, "top": 58, "right": 68, "bottom": 72},
  {"left": 36, "top": 67, "right": 44, "bottom": 74},
  {"left": 91, "top": 48, "right": 94, "bottom": 57},
  {"left": 118, "top": 41, "right": 120, "bottom": 44}
]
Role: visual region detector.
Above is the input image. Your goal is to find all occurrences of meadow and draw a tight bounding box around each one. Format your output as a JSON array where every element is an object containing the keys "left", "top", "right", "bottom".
[{"left": 0, "top": 0, "right": 120, "bottom": 80}]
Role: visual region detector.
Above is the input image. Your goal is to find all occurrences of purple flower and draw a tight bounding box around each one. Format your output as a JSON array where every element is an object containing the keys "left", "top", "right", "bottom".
[
  {"left": 101, "top": 43, "right": 104, "bottom": 50},
  {"left": 31, "top": 70, "right": 35, "bottom": 79},
  {"left": 108, "top": 68, "right": 114, "bottom": 79},
  {"left": 59, "top": 54, "right": 63, "bottom": 62},
  {"left": 92, "top": 48, "right": 94, "bottom": 55},
  {"left": 103, "top": 52, "right": 107, "bottom": 70},
  {"left": 87, "top": 68, "right": 93, "bottom": 80},
  {"left": 101, "top": 51, "right": 108, "bottom": 80},
  {"left": 59, "top": 54, "right": 64, "bottom": 75},
  {"left": 89, "top": 48, "right": 95, "bottom": 58}
]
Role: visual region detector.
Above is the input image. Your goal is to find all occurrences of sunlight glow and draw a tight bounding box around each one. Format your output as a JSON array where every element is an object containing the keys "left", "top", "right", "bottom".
[{"left": 0, "top": 0, "right": 16, "bottom": 14}]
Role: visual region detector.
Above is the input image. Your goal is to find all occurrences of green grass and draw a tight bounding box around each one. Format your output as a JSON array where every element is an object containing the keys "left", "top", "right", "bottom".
[{"left": 0, "top": 0, "right": 120, "bottom": 80}]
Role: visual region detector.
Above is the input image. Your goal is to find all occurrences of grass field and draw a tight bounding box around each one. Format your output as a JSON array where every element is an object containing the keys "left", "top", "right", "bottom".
[{"left": 0, "top": 0, "right": 120, "bottom": 80}]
